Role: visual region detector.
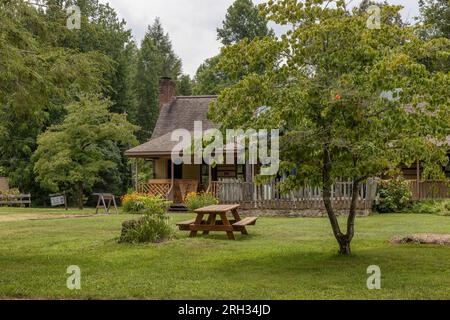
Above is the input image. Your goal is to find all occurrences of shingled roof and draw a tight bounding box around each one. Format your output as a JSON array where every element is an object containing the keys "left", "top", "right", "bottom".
[
  {"left": 125, "top": 96, "right": 217, "bottom": 157},
  {"left": 152, "top": 96, "right": 217, "bottom": 139}
]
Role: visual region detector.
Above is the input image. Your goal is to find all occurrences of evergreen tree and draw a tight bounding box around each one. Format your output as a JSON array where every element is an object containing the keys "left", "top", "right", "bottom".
[
  {"left": 194, "top": 0, "right": 272, "bottom": 95},
  {"left": 177, "top": 74, "right": 193, "bottom": 96},
  {"left": 134, "top": 18, "right": 182, "bottom": 142},
  {"left": 217, "top": 0, "right": 273, "bottom": 46}
]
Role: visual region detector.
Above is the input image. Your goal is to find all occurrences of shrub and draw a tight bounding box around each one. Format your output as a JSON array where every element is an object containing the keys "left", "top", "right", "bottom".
[
  {"left": 121, "top": 193, "right": 171, "bottom": 215},
  {"left": 119, "top": 214, "right": 174, "bottom": 244},
  {"left": 376, "top": 178, "right": 412, "bottom": 213},
  {"left": 184, "top": 192, "right": 219, "bottom": 211},
  {"left": 119, "top": 193, "right": 174, "bottom": 243},
  {"left": 406, "top": 200, "right": 450, "bottom": 216},
  {"left": 0, "top": 188, "right": 20, "bottom": 196}
]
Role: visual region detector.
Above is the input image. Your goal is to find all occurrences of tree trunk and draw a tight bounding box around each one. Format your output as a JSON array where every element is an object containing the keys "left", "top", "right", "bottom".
[
  {"left": 77, "top": 182, "right": 84, "bottom": 210},
  {"left": 322, "top": 147, "right": 363, "bottom": 256},
  {"left": 338, "top": 238, "right": 351, "bottom": 255},
  {"left": 322, "top": 147, "right": 346, "bottom": 253}
]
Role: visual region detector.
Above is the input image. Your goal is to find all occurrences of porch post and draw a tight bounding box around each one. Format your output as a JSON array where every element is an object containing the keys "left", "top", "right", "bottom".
[
  {"left": 135, "top": 159, "right": 139, "bottom": 192},
  {"left": 416, "top": 160, "right": 420, "bottom": 200},
  {"left": 171, "top": 160, "right": 175, "bottom": 185},
  {"left": 208, "top": 165, "right": 212, "bottom": 185}
]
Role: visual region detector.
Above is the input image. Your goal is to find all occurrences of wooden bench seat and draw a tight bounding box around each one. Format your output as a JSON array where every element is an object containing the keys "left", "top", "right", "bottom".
[
  {"left": 233, "top": 217, "right": 258, "bottom": 227},
  {"left": 176, "top": 219, "right": 196, "bottom": 230}
]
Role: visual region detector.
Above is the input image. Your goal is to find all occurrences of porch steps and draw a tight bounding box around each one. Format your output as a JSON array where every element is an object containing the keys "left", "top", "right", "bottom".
[{"left": 169, "top": 204, "right": 189, "bottom": 212}]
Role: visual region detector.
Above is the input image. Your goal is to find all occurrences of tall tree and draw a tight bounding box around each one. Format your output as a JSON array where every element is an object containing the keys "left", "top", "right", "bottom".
[
  {"left": 210, "top": 0, "right": 450, "bottom": 255},
  {"left": 135, "top": 18, "right": 182, "bottom": 142},
  {"left": 38, "top": 1, "right": 140, "bottom": 199},
  {"left": 194, "top": 0, "right": 273, "bottom": 95},
  {"left": 33, "top": 96, "right": 138, "bottom": 209},
  {"left": 0, "top": 0, "right": 112, "bottom": 203},
  {"left": 217, "top": 0, "right": 273, "bottom": 46},
  {"left": 135, "top": 35, "right": 160, "bottom": 142},
  {"left": 193, "top": 55, "right": 233, "bottom": 95},
  {"left": 177, "top": 74, "right": 193, "bottom": 96},
  {"left": 419, "top": 0, "right": 450, "bottom": 39}
]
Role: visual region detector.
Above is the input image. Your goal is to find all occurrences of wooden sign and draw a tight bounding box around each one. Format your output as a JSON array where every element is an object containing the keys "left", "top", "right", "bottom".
[{"left": 50, "top": 192, "right": 68, "bottom": 210}]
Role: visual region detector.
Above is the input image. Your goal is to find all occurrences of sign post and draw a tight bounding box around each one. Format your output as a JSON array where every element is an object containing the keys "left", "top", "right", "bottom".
[{"left": 50, "top": 192, "right": 68, "bottom": 210}]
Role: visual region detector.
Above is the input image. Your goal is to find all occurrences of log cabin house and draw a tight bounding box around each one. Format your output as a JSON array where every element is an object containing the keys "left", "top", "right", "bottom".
[{"left": 125, "top": 78, "right": 449, "bottom": 210}]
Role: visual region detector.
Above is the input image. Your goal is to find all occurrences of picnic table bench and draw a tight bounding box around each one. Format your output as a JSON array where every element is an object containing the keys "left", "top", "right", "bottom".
[
  {"left": 0, "top": 194, "right": 31, "bottom": 207},
  {"left": 177, "top": 204, "right": 258, "bottom": 240}
]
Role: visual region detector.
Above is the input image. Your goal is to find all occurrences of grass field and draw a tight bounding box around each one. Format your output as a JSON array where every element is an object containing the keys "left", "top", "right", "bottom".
[{"left": 0, "top": 208, "right": 449, "bottom": 299}]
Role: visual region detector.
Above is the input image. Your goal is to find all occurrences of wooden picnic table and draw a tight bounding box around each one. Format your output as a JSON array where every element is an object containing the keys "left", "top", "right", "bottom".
[{"left": 177, "top": 204, "right": 257, "bottom": 240}]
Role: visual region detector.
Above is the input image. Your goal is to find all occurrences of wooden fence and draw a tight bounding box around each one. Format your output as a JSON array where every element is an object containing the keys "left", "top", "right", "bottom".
[
  {"left": 409, "top": 180, "right": 449, "bottom": 200},
  {"left": 0, "top": 194, "right": 31, "bottom": 207},
  {"left": 209, "top": 179, "right": 378, "bottom": 210}
]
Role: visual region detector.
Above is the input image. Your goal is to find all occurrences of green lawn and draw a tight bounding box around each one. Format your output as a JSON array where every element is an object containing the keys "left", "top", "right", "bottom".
[{"left": 0, "top": 208, "right": 449, "bottom": 299}]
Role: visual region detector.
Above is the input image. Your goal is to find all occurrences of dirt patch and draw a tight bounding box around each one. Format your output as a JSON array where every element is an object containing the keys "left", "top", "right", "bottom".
[
  {"left": 0, "top": 214, "right": 96, "bottom": 222},
  {"left": 390, "top": 234, "right": 450, "bottom": 246}
]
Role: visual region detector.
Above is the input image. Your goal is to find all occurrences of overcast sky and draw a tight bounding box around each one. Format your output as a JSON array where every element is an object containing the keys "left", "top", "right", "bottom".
[{"left": 99, "top": 0, "right": 421, "bottom": 76}]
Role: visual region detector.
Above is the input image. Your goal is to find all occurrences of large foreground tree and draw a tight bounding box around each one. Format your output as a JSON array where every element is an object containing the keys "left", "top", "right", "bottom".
[{"left": 210, "top": 0, "right": 450, "bottom": 255}]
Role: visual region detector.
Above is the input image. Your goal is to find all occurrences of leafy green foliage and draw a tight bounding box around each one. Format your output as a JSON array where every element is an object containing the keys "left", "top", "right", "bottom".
[
  {"left": 193, "top": 0, "right": 273, "bottom": 95},
  {"left": 217, "top": 0, "right": 274, "bottom": 46},
  {"left": 184, "top": 192, "right": 219, "bottom": 212},
  {"left": 33, "top": 96, "right": 138, "bottom": 208},
  {"left": 118, "top": 215, "right": 174, "bottom": 244},
  {"left": 406, "top": 199, "right": 450, "bottom": 216},
  {"left": 210, "top": 0, "right": 450, "bottom": 254},
  {"left": 419, "top": 0, "right": 450, "bottom": 39},
  {"left": 122, "top": 193, "right": 172, "bottom": 215},
  {"left": 376, "top": 178, "right": 412, "bottom": 213},
  {"left": 119, "top": 194, "right": 173, "bottom": 243},
  {"left": 134, "top": 18, "right": 182, "bottom": 142},
  {"left": 193, "top": 55, "right": 233, "bottom": 95},
  {"left": 177, "top": 74, "right": 193, "bottom": 96}
]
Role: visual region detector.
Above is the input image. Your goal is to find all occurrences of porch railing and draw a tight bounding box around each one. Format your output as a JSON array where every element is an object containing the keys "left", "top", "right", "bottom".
[
  {"left": 208, "top": 179, "right": 378, "bottom": 210},
  {"left": 137, "top": 180, "right": 172, "bottom": 198}
]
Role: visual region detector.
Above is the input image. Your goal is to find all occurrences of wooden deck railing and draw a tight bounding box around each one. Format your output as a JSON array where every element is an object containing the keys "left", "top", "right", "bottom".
[
  {"left": 138, "top": 179, "right": 199, "bottom": 203},
  {"left": 0, "top": 194, "right": 31, "bottom": 207},
  {"left": 208, "top": 179, "right": 378, "bottom": 210},
  {"left": 409, "top": 180, "right": 450, "bottom": 200}
]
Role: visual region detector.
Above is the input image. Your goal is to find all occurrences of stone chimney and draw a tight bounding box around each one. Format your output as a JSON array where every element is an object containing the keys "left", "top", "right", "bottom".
[{"left": 159, "top": 77, "right": 176, "bottom": 111}]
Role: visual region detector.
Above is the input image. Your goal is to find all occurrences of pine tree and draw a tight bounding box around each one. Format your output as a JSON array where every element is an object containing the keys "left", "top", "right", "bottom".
[{"left": 134, "top": 18, "right": 182, "bottom": 142}]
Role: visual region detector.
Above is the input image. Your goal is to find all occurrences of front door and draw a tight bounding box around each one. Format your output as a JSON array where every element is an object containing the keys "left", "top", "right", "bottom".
[{"left": 168, "top": 160, "right": 183, "bottom": 179}]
